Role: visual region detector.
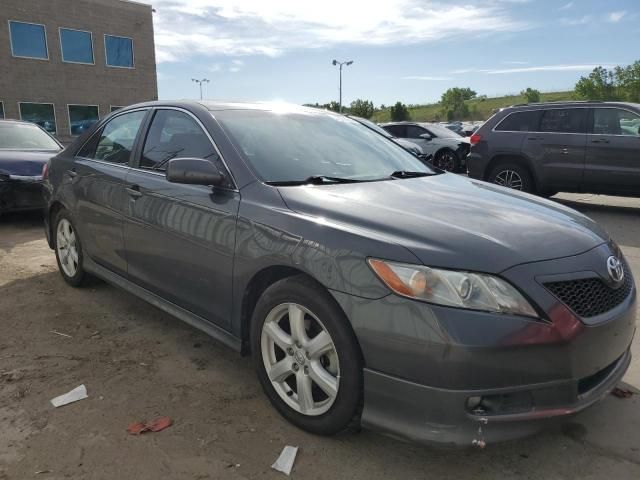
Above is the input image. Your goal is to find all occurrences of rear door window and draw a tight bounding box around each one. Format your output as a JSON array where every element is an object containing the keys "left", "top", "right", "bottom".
[
  {"left": 78, "top": 110, "right": 146, "bottom": 163},
  {"left": 495, "top": 111, "right": 541, "bottom": 132},
  {"left": 539, "top": 108, "right": 587, "bottom": 134},
  {"left": 383, "top": 125, "right": 406, "bottom": 138},
  {"left": 592, "top": 108, "right": 640, "bottom": 136}
]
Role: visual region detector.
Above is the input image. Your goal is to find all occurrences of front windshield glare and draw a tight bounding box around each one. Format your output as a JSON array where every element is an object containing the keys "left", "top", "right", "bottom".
[
  {"left": 215, "top": 110, "right": 434, "bottom": 183},
  {"left": 0, "top": 123, "right": 61, "bottom": 150}
]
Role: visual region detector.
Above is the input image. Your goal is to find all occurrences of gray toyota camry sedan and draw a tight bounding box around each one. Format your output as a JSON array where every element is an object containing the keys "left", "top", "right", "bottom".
[{"left": 43, "top": 101, "right": 636, "bottom": 447}]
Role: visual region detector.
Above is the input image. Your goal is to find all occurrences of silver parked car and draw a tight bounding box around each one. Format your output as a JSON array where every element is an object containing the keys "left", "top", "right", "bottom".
[{"left": 380, "top": 122, "right": 470, "bottom": 172}]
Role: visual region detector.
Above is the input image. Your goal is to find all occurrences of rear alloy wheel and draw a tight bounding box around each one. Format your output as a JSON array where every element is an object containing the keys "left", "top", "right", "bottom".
[
  {"left": 54, "top": 210, "right": 95, "bottom": 287},
  {"left": 251, "top": 275, "right": 362, "bottom": 435},
  {"left": 488, "top": 163, "right": 535, "bottom": 194},
  {"left": 433, "top": 149, "right": 460, "bottom": 172}
]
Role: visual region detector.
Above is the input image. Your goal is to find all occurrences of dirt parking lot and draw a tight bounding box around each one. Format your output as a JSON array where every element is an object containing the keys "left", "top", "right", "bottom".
[{"left": 1, "top": 193, "right": 639, "bottom": 480}]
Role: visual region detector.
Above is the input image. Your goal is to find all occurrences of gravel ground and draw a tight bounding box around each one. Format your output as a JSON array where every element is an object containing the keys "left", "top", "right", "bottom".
[{"left": 1, "top": 192, "right": 639, "bottom": 480}]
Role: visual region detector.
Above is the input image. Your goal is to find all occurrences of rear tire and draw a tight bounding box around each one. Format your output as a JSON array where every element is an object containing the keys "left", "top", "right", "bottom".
[
  {"left": 250, "top": 275, "right": 363, "bottom": 436},
  {"left": 53, "top": 209, "right": 95, "bottom": 287},
  {"left": 488, "top": 163, "right": 535, "bottom": 194}
]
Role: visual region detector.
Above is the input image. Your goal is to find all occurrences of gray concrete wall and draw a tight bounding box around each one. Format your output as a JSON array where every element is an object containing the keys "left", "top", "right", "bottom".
[{"left": 0, "top": 0, "right": 158, "bottom": 144}]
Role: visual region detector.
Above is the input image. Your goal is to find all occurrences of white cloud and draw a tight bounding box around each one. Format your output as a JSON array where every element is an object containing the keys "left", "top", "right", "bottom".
[
  {"left": 403, "top": 75, "right": 453, "bottom": 81},
  {"left": 229, "top": 59, "right": 245, "bottom": 72},
  {"left": 608, "top": 11, "right": 626, "bottom": 23},
  {"left": 145, "top": 0, "right": 530, "bottom": 63},
  {"left": 561, "top": 15, "right": 592, "bottom": 25},
  {"left": 559, "top": 2, "right": 574, "bottom": 10},
  {"left": 501, "top": 60, "right": 529, "bottom": 65}
]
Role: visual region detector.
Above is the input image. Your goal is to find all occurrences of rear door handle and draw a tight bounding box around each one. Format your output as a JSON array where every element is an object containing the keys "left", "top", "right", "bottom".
[
  {"left": 591, "top": 138, "right": 610, "bottom": 144},
  {"left": 126, "top": 185, "right": 143, "bottom": 199},
  {"left": 66, "top": 169, "right": 77, "bottom": 178},
  {"left": 561, "top": 148, "right": 569, "bottom": 155}
]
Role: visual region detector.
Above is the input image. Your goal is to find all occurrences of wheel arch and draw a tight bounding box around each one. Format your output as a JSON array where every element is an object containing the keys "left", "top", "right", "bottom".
[
  {"left": 47, "top": 200, "right": 68, "bottom": 249},
  {"left": 239, "top": 265, "right": 319, "bottom": 355}
]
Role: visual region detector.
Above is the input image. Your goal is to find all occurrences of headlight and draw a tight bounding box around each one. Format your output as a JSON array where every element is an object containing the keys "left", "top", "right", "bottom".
[{"left": 368, "top": 259, "right": 537, "bottom": 317}]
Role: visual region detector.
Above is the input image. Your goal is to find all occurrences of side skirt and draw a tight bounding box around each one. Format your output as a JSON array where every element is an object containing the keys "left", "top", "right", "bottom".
[{"left": 83, "top": 255, "right": 242, "bottom": 352}]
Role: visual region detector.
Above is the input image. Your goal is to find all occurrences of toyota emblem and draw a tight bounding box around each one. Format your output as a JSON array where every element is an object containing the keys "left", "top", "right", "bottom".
[{"left": 607, "top": 256, "right": 624, "bottom": 283}]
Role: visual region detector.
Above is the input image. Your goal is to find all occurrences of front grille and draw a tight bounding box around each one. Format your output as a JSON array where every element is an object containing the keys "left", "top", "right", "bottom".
[{"left": 544, "top": 263, "right": 633, "bottom": 318}]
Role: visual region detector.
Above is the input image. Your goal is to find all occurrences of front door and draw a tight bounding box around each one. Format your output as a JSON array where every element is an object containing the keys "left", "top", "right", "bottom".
[
  {"left": 123, "top": 108, "right": 239, "bottom": 328},
  {"left": 521, "top": 108, "right": 587, "bottom": 190},
  {"left": 71, "top": 109, "right": 148, "bottom": 275},
  {"left": 584, "top": 107, "right": 640, "bottom": 195}
]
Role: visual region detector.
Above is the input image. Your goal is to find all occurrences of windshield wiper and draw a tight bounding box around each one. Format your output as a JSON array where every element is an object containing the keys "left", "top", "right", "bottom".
[
  {"left": 389, "top": 170, "right": 435, "bottom": 179},
  {"left": 266, "top": 175, "right": 366, "bottom": 186}
]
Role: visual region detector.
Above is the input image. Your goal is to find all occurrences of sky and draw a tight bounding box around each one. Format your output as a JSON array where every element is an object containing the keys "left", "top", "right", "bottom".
[{"left": 144, "top": 0, "right": 640, "bottom": 106}]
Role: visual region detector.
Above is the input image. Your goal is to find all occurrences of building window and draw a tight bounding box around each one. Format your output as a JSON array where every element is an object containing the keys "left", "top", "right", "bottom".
[
  {"left": 9, "top": 21, "right": 49, "bottom": 60},
  {"left": 68, "top": 105, "right": 99, "bottom": 136},
  {"left": 104, "top": 35, "right": 134, "bottom": 68},
  {"left": 60, "top": 28, "right": 94, "bottom": 64},
  {"left": 19, "top": 103, "right": 57, "bottom": 135},
  {"left": 110, "top": 106, "right": 124, "bottom": 113},
  {"left": 0, "top": 102, "right": 4, "bottom": 119}
]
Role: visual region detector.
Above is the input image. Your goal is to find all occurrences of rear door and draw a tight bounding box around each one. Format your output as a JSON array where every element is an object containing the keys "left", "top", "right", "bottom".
[
  {"left": 521, "top": 108, "right": 587, "bottom": 190},
  {"left": 123, "top": 107, "right": 240, "bottom": 329},
  {"left": 71, "top": 109, "right": 148, "bottom": 275},
  {"left": 584, "top": 107, "right": 640, "bottom": 195}
]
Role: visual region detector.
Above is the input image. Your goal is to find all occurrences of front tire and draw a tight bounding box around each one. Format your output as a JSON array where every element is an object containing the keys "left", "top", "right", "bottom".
[
  {"left": 488, "top": 163, "right": 535, "bottom": 193},
  {"left": 53, "top": 209, "right": 95, "bottom": 287},
  {"left": 432, "top": 148, "right": 460, "bottom": 172},
  {"left": 250, "top": 275, "right": 363, "bottom": 436}
]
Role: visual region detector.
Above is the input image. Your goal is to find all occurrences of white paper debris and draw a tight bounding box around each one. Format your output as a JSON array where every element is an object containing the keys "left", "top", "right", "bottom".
[
  {"left": 50, "top": 385, "right": 88, "bottom": 407},
  {"left": 271, "top": 446, "right": 298, "bottom": 476}
]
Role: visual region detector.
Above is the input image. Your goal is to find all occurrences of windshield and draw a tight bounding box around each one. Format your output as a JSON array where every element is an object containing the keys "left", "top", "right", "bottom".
[
  {"left": 426, "top": 124, "right": 462, "bottom": 138},
  {"left": 215, "top": 109, "right": 434, "bottom": 183},
  {"left": 0, "top": 122, "right": 61, "bottom": 150}
]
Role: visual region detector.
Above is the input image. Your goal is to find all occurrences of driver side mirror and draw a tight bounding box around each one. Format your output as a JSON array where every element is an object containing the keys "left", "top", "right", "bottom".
[
  {"left": 166, "top": 158, "right": 226, "bottom": 187},
  {"left": 419, "top": 133, "right": 432, "bottom": 141}
]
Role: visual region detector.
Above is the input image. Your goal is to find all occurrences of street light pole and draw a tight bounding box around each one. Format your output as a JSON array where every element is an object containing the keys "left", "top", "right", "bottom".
[
  {"left": 191, "top": 78, "right": 210, "bottom": 100},
  {"left": 332, "top": 60, "right": 353, "bottom": 113}
]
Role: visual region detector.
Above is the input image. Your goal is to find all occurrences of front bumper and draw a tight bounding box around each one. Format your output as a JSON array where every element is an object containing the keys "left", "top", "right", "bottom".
[
  {"left": 0, "top": 176, "right": 44, "bottom": 214},
  {"left": 362, "top": 348, "right": 630, "bottom": 447},
  {"left": 330, "top": 244, "right": 636, "bottom": 446}
]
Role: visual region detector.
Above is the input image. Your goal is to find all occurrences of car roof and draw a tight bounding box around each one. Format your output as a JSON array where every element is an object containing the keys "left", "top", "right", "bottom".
[
  {"left": 0, "top": 118, "right": 39, "bottom": 126},
  {"left": 117, "top": 99, "right": 336, "bottom": 115},
  {"left": 503, "top": 100, "right": 640, "bottom": 112}
]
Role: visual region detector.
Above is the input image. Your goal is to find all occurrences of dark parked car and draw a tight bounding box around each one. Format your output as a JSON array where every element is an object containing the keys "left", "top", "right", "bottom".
[
  {"left": 0, "top": 119, "right": 62, "bottom": 215},
  {"left": 44, "top": 101, "right": 635, "bottom": 446},
  {"left": 468, "top": 101, "right": 640, "bottom": 197},
  {"left": 380, "top": 121, "right": 470, "bottom": 172},
  {"left": 347, "top": 116, "right": 432, "bottom": 163}
]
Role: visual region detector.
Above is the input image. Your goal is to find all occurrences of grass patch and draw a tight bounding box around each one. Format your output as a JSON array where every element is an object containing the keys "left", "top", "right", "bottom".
[{"left": 371, "top": 91, "right": 575, "bottom": 123}]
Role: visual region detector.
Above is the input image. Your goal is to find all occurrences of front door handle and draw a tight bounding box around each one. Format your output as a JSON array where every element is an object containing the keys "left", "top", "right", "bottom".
[
  {"left": 561, "top": 148, "right": 569, "bottom": 155},
  {"left": 591, "top": 138, "right": 610, "bottom": 144},
  {"left": 126, "top": 185, "right": 143, "bottom": 199},
  {"left": 66, "top": 169, "right": 77, "bottom": 179}
]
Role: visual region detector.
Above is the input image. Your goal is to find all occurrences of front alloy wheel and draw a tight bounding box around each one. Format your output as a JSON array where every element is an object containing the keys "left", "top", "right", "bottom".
[
  {"left": 261, "top": 303, "right": 340, "bottom": 416},
  {"left": 251, "top": 275, "right": 362, "bottom": 436}
]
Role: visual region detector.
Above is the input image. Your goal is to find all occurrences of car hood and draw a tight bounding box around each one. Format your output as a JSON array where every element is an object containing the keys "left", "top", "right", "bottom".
[
  {"left": 277, "top": 173, "right": 609, "bottom": 273},
  {"left": 0, "top": 150, "right": 58, "bottom": 177}
]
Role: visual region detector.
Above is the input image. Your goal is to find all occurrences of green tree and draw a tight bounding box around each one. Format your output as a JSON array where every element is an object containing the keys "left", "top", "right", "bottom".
[
  {"left": 326, "top": 101, "right": 341, "bottom": 113},
  {"left": 520, "top": 87, "right": 541, "bottom": 103},
  {"left": 349, "top": 99, "right": 375, "bottom": 119},
  {"left": 574, "top": 66, "right": 618, "bottom": 100},
  {"left": 440, "top": 87, "right": 476, "bottom": 121},
  {"left": 616, "top": 61, "right": 640, "bottom": 102},
  {"left": 389, "top": 102, "right": 410, "bottom": 121}
]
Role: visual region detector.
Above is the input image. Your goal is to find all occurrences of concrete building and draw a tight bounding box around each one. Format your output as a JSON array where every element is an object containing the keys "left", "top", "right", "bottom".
[{"left": 0, "top": 0, "right": 157, "bottom": 143}]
